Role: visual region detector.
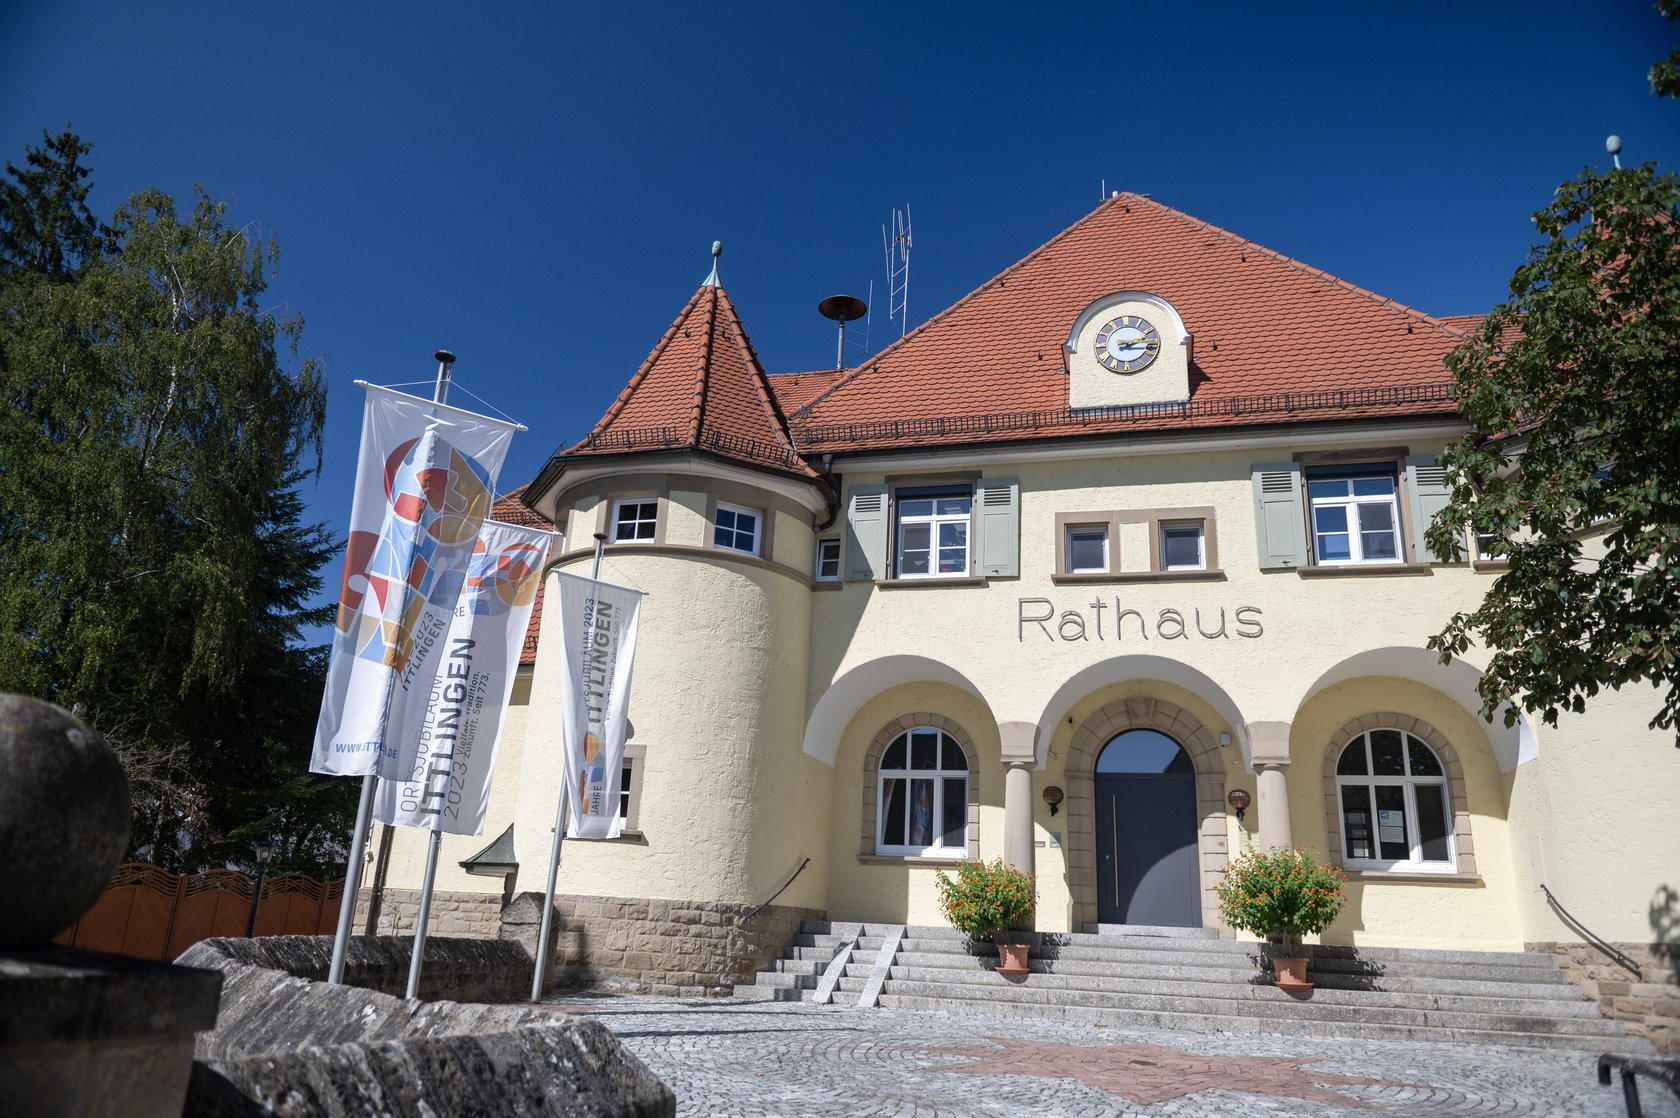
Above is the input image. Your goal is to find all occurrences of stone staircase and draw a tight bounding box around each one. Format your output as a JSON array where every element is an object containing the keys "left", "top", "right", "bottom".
[{"left": 734, "top": 921, "right": 1650, "bottom": 1054}]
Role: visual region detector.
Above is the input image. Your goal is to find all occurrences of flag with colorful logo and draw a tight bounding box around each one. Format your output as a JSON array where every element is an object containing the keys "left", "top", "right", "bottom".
[
  {"left": 310, "top": 386, "right": 516, "bottom": 777},
  {"left": 554, "top": 570, "right": 644, "bottom": 839},
  {"left": 374, "top": 519, "right": 553, "bottom": 834}
]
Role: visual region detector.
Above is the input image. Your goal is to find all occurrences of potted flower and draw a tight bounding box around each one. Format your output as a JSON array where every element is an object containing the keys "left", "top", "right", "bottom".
[
  {"left": 935, "top": 859, "right": 1036, "bottom": 975},
  {"left": 1215, "top": 846, "right": 1347, "bottom": 990}
]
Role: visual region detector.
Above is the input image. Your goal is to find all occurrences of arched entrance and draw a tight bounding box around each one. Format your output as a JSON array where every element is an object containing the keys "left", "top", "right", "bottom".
[{"left": 1094, "top": 729, "right": 1201, "bottom": 927}]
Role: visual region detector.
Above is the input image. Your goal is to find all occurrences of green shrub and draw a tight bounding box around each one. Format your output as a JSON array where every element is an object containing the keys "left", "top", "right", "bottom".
[
  {"left": 935, "top": 859, "right": 1036, "bottom": 940},
  {"left": 1215, "top": 847, "right": 1346, "bottom": 943}
]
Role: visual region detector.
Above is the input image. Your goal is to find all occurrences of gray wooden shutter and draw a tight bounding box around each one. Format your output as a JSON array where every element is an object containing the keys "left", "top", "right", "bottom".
[
  {"left": 845, "top": 484, "right": 888, "bottom": 580},
  {"left": 1251, "top": 463, "right": 1307, "bottom": 569},
  {"left": 1405, "top": 455, "right": 1453, "bottom": 563},
  {"left": 975, "top": 477, "right": 1019, "bottom": 578}
]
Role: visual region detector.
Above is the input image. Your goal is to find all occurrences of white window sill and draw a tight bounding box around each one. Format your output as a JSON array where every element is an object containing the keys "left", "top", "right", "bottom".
[
  {"left": 875, "top": 577, "right": 987, "bottom": 589},
  {"left": 858, "top": 853, "right": 967, "bottom": 866},
  {"left": 1341, "top": 868, "right": 1480, "bottom": 884},
  {"left": 1296, "top": 563, "right": 1434, "bottom": 578},
  {"left": 1053, "top": 568, "right": 1226, "bottom": 585}
]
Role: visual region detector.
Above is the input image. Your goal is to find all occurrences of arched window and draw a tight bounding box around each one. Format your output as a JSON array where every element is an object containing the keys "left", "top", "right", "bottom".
[
  {"left": 876, "top": 727, "right": 969, "bottom": 857},
  {"left": 1335, "top": 728, "right": 1455, "bottom": 872}
]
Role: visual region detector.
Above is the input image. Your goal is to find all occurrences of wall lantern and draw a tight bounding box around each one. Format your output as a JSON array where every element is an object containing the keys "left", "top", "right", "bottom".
[
  {"left": 1042, "top": 786, "right": 1065, "bottom": 817},
  {"left": 1225, "top": 788, "right": 1251, "bottom": 823}
]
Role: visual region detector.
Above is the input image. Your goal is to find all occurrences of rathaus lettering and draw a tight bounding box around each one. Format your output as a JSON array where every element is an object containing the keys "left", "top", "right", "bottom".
[{"left": 1017, "top": 598, "right": 1263, "bottom": 642}]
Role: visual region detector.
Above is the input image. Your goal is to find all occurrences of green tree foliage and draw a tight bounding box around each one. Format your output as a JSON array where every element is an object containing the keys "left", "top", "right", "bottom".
[
  {"left": 1652, "top": 1, "right": 1680, "bottom": 98},
  {"left": 1427, "top": 165, "right": 1680, "bottom": 744},
  {"left": 0, "top": 127, "right": 111, "bottom": 279},
  {"left": 0, "top": 131, "right": 354, "bottom": 873}
]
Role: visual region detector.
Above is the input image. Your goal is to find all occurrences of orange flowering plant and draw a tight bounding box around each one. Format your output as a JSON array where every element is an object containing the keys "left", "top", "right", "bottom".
[
  {"left": 1215, "top": 847, "right": 1346, "bottom": 947},
  {"left": 935, "top": 859, "right": 1036, "bottom": 940}
]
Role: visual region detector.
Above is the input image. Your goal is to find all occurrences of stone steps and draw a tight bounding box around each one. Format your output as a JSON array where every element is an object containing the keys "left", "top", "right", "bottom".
[{"left": 732, "top": 920, "right": 1648, "bottom": 1054}]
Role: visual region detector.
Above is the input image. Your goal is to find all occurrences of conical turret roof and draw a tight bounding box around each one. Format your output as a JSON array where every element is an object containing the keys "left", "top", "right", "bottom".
[{"left": 563, "top": 280, "right": 822, "bottom": 482}]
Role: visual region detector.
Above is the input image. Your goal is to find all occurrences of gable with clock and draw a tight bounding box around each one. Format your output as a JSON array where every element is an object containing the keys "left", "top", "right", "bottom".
[{"left": 1062, "top": 290, "right": 1192, "bottom": 411}]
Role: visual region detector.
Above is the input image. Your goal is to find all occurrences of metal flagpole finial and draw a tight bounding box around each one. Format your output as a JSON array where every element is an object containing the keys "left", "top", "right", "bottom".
[
  {"left": 1606, "top": 135, "right": 1623, "bottom": 170},
  {"left": 433, "top": 349, "right": 457, "bottom": 406},
  {"left": 703, "top": 242, "right": 722, "bottom": 287}
]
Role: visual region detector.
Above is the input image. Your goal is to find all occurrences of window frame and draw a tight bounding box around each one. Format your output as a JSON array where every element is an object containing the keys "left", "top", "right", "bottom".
[
  {"left": 610, "top": 497, "right": 660, "bottom": 544},
  {"left": 1065, "top": 523, "right": 1112, "bottom": 574},
  {"left": 712, "top": 500, "right": 762, "bottom": 556},
  {"left": 616, "top": 742, "right": 646, "bottom": 835},
  {"left": 873, "top": 727, "right": 971, "bottom": 859},
  {"left": 892, "top": 483, "right": 974, "bottom": 580},
  {"left": 814, "top": 537, "right": 841, "bottom": 582},
  {"left": 1306, "top": 465, "right": 1406, "bottom": 567},
  {"left": 1334, "top": 729, "right": 1456, "bottom": 874},
  {"left": 1158, "top": 521, "right": 1206, "bottom": 571}
]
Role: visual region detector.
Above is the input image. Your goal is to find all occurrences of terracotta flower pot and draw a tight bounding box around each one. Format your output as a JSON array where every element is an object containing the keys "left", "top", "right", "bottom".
[
  {"left": 1272, "top": 955, "right": 1311, "bottom": 990},
  {"left": 995, "top": 938, "right": 1030, "bottom": 976}
]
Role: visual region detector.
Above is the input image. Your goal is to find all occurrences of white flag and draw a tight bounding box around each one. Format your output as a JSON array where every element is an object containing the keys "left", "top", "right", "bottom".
[
  {"left": 555, "top": 570, "right": 644, "bottom": 840},
  {"left": 375, "top": 520, "right": 552, "bottom": 835},
  {"left": 310, "top": 386, "right": 516, "bottom": 776}
]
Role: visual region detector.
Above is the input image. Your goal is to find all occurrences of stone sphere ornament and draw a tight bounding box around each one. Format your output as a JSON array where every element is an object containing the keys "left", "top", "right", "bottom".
[{"left": 0, "top": 693, "right": 131, "bottom": 945}]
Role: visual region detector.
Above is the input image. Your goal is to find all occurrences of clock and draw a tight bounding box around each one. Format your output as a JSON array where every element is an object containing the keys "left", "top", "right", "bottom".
[{"left": 1094, "top": 315, "right": 1161, "bottom": 373}]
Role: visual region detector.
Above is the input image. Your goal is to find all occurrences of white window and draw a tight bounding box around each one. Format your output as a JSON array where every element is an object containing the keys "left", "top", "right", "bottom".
[
  {"left": 1308, "top": 468, "right": 1403, "bottom": 565},
  {"left": 1160, "top": 522, "right": 1206, "bottom": 570},
  {"left": 815, "top": 538, "right": 841, "bottom": 581},
  {"left": 612, "top": 499, "right": 658, "bottom": 543},
  {"left": 1474, "top": 531, "right": 1503, "bottom": 561},
  {"left": 876, "top": 728, "right": 969, "bottom": 857},
  {"left": 713, "top": 502, "right": 760, "bottom": 555},
  {"left": 1065, "top": 525, "right": 1110, "bottom": 573},
  {"left": 895, "top": 486, "right": 972, "bottom": 578},
  {"left": 616, "top": 743, "right": 646, "bottom": 833},
  {"left": 1336, "top": 729, "right": 1454, "bottom": 872}
]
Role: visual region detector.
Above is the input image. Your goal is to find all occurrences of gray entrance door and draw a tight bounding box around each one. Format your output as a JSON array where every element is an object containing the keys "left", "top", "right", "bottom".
[{"left": 1094, "top": 729, "right": 1200, "bottom": 927}]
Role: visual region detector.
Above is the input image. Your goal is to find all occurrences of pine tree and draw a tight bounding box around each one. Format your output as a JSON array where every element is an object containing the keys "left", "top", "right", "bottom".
[{"left": 0, "top": 134, "right": 354, "bottom": 872}]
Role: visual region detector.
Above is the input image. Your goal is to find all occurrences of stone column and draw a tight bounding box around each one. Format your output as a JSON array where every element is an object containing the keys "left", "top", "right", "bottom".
[
  {"left": 997, "top": 722, "right": 1039, "bottom": 877},
  {"left": 1255, "top": 764, "right": 1293, "bottom": 849},
  {"left": 1003, "top": 762, "right": 1035, "bottom": 874},
  {"left": 1246, "top": 721, "right": 1294, "bottom": 851}
]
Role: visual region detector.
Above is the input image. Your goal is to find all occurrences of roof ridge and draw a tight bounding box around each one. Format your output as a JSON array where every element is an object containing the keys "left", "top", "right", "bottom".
[
  {"left": 1126, "top": 193, "right": 1467, "bottom": 337},
  {"left": 688, "top": 285, "right": 718, "bottom": 444},
  {"left": 790, "top": 194, "right": 1130, "bottom": 420},
  {"left": 579, "top": 286, "right": 708, "bottom": 444},
  {"left": 715, "top": 286, "right": 806, "bottom": 463}
]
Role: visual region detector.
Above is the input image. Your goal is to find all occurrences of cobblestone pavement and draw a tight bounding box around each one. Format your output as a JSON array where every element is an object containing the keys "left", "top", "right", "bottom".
[{"left": 539, "top": 994, "right": 1680, "bottom": 1118}]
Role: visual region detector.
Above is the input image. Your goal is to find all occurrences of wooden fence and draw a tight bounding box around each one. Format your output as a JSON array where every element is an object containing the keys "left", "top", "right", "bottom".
[{"left": 53, "top": 862, "right": 345, "bottom": 961}]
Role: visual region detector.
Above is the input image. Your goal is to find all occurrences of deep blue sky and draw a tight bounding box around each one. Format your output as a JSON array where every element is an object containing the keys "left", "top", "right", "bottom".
[{"left": 4, "top": 1, "right": 1677, "bottom": 559}]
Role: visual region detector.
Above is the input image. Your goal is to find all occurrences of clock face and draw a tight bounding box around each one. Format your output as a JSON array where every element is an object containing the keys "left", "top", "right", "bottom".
[{"left": 1094, "top": 315, "right": 1161, "bottom": 373}]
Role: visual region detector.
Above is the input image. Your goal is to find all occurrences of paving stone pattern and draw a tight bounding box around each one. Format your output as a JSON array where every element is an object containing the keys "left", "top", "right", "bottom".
[{"left": 543, "top": 994, "right": 1680, "bottom": 1118}]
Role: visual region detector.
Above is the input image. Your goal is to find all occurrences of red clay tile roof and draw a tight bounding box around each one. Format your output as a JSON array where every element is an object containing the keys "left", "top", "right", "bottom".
[
  {"left": 785, "top": 193, "right": 1470, "bottom": 453},
  {"left": 1435, "top": 313, "right": 1486, "bottom": 335},
  {"left": 766, "top": 369, "right": 847, "bottom": 413},
  {"left": 491, "top": 486, "right": 552, "bottom": 667},
  {"left": 564, "top": 283, "right": 822, "bottom": 481}
]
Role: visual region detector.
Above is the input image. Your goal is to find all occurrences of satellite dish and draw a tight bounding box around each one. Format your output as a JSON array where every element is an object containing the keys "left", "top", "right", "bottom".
[{"left": 819, "top": 294, "right": 868, "bottom": 323}]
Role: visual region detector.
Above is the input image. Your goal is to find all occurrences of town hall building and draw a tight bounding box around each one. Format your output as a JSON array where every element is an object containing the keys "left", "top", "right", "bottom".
[{"left": 363, "top": 193, "right": 1678, "bottom": 1031}]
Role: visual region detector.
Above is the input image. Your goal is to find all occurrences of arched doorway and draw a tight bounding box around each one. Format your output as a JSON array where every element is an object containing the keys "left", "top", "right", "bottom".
[{"left": 1094, "top": 728, "right": 1200, "bottom": 927}]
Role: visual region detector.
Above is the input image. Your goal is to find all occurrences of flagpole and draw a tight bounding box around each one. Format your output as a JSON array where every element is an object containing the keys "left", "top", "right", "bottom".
[
  {"left": 328, "top": 349, "right": 457, "bottom": 987},
  {"left": 530, "top": 531, "right": 607, "bottom": 1003}
]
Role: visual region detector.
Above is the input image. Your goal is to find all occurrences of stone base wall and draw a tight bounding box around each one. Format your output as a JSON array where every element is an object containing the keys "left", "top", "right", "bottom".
[
  {"left": 1531, "top": 941, "right": 1680, "bottom": 1056},
  {"left": 367, "top": 888, "right": 822, "bottom": 997},
  {"left": 353, "top": 888, "right": 504, "bottom": 940}
]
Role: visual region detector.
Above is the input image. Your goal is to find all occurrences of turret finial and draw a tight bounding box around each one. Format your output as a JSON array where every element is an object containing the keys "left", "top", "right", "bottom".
[{"left": 703, "top": 241, "right": 723, "bottom": 287}]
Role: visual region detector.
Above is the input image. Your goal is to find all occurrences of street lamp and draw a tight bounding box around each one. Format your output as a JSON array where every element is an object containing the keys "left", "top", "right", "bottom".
[{"left": 245, "top": 836, "right": 275, "bottom": 938}]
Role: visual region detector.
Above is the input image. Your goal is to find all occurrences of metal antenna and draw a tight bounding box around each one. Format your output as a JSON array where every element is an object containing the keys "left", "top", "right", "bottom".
[
  {"left": 1606, "top": 135, "right": 1623, "bottom": 170},
  {"left": 883, "top": 206, "right": 912, "bottom": 338}
]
